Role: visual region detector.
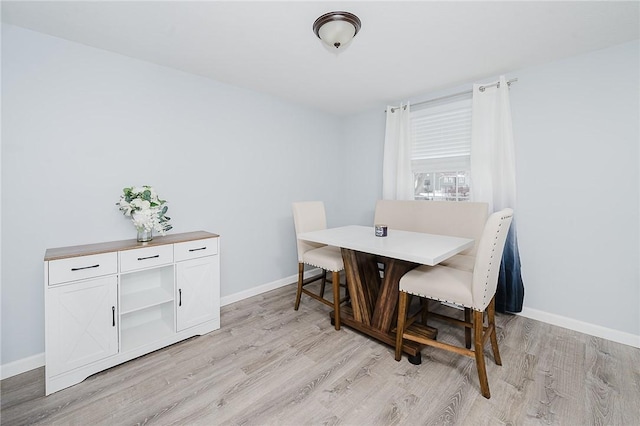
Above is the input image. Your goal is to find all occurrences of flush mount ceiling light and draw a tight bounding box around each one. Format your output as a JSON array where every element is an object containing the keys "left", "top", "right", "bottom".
[{"left": 313, "top": 11, "right": 361, "bottom": 51}]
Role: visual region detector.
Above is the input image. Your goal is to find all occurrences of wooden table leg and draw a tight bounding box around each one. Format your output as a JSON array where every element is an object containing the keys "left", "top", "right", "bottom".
[
  {"left": 341, "top": 249, "right": 379, "bottom": 325},
  {"left": 372, "top": 257, "right": 418, "bottom": 333}
]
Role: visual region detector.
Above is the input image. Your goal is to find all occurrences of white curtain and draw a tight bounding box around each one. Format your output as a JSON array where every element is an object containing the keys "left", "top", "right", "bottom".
[
  {"left": 382, "top": 103, "right": 414, "bottom": 200},
  {"left": 470, "top": 75, "right": 524, "bottom": 313},
  {"left": 470, "top": 76, "right": 516, "bottom": 212}
]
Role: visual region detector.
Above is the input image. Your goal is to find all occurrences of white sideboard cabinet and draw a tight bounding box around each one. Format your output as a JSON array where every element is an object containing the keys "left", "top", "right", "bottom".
[{"left": 44, "top": 231, "right": 220, "bottom": 395}]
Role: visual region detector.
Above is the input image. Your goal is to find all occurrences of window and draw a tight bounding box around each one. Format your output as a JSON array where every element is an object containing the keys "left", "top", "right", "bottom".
[{"left": 410, "top": 95, "right": 472, "bottom": 201}]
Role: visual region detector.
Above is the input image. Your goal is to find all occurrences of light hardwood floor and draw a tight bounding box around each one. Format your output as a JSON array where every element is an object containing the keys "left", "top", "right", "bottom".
[{"left": 2, "top": 282, "right": 639, "bottom": 425}]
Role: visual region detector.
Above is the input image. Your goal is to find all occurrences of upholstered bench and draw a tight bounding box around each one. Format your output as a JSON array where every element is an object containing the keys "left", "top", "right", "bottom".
[{"left": 373, "top": 200, "right": 488, "bottom": 271}]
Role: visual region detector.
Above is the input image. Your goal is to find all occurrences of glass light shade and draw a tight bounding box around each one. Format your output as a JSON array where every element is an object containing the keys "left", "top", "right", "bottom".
[{"left": 318, "top": 20, "right": 357, "bottom": 49}]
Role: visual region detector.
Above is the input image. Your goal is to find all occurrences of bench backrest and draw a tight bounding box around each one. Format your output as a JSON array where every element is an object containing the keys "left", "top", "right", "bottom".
[{"left": 373, "top": 200, "right": 489, "bottom": 256}]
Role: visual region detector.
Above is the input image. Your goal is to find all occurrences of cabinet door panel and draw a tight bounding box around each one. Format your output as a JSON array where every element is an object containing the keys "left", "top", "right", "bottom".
[
  {"left": 176, "top": 256, "right": 219, "bottom": 331},
  {"left": 46, "top": 276, "right": 118, "bottom": 376}
]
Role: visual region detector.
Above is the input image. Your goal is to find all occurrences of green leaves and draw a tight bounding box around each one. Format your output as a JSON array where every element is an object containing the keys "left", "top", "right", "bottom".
[{"left": 116, "top": 185, "right": 172, "bottom": 235}]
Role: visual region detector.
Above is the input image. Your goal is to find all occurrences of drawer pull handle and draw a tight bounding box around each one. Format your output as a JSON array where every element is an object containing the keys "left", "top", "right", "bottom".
[
  {"left": 179, "top": 289, "right": 182, "bottom": 306},
  {"left": 137, "top": 255, "right": 160, "bottom": 261},
  {"left": 71, "top": 264, "right": 100, "bottom": 271},
  {"left": 112, "top": 306, "right": 116, "bottom": 327},
  {"left": 188, "top": 247, "right": 207, "bottom": 252}
]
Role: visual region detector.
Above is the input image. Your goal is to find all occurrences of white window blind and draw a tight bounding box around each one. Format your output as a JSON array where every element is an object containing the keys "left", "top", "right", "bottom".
[{"left": 410, "top": 96, "right": 472, "bottom": 173}]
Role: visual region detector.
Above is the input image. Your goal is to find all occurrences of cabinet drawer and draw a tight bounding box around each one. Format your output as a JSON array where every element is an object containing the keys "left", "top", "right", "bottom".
[
  {"left": 48, "top": 252, "right": 118, "bottom": 285},
  {"left": 174, "top": 238, "right": 218, "bottom": 262},
  {"left": 120, "top": 245, "right": 173, "bottom": 273}
]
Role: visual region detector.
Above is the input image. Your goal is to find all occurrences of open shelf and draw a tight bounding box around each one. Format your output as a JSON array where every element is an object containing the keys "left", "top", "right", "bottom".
[
  {"left": 120, "top": 265, "right": 174, "bottom": 315},
  {"left": 120, "top": 319, "right": 174, "bottom": 353},
  {"left": 120, "top": 287, "right": 173, "bottom": 315},
  {"left": 120, "top": 302, "right": 174, "bottom": 352}
]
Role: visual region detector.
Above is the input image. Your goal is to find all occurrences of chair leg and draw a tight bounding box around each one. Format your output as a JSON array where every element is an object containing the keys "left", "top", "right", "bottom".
[
  {"left": 332, "top": 271, "right": 341, "bottom": 330},
  {"left": 487, "top": 297, "right": 502, "bottom": 365},
  {"left": 294, "top": 263, "right": 304, "bottom": 310},
  {"left": 473, "top": 310, "right": 490, "bottom": 399},
  {"left": 395, "top": 291, "right": 409, "bottom": 361},
  {"left": 319, "top": 269, "right": 327, "bottom": 298},
  {"left": 464, "top": 308, "right": 472, "bottom": 349}
]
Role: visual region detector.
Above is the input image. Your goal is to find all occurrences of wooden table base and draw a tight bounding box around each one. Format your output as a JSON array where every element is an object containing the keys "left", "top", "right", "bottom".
[{"left": 333, "top": 246, "right": 439, "bottom": 365}]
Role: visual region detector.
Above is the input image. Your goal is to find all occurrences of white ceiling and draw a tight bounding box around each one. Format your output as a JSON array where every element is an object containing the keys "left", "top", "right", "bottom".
[{"left": 2, "top": 1, "right": 639, "bottom": 115}]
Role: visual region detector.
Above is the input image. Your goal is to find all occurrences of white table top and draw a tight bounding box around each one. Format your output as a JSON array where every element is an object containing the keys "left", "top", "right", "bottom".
[{"left": 297, "top": 225, "right": 474, "bottom": 266}]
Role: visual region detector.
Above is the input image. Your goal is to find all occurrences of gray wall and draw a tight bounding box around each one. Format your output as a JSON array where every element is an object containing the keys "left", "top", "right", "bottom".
[
  {"left": 1, "top": 25, "right": 346, "bottom": 365},
  {"left": 512, "top": 41, "right": 639, "bottom": 336},
  {"left": 2, "top": 24, "right": 638, "bottom": 369}
]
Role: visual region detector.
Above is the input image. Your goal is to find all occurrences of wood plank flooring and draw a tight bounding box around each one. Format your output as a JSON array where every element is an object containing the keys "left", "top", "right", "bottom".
[{"left": 2, "top": 282, "right": 639, "bottom": 425}]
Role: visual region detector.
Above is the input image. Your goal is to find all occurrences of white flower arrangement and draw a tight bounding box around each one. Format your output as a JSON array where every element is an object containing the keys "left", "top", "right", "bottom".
[{"left": 116, "top": 186, "right": 172, "bottom": 235}]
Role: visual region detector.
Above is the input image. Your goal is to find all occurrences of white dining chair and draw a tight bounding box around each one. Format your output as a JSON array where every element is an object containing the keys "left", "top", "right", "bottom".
[
  {"left": 394, "top": 208, "right": 514, "bottom": 399},
  {"left": 292, "top": 201, "right": 346, "bottom": 330}
]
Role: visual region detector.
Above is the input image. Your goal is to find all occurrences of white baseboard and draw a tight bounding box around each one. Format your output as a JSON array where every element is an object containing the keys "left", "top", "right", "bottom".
[
  {"left": 4, "top": 273, "right": 637, "bottom": 380},
  {"left": 220, "top": 270, "right": 307, "bottom": 307},
  {"left": 1, "top": 352, "right": 45, "bottom": 380},
  {"left": 518, "top": 307, "right": 640, "bottom": 348}
]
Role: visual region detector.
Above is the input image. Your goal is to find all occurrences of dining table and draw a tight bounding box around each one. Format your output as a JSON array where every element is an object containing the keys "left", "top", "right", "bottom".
[{"left": 296, "top": 225, "right": 474, "bottom": 364}]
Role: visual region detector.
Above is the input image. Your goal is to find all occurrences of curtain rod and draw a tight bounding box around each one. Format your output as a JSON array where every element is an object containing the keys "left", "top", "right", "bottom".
[{"left": 389, "top": 78, "right": 518, "bottom": 113}]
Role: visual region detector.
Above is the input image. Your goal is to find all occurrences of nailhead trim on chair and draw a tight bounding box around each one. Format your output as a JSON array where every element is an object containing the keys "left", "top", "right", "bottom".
[
  {"left": 303, "top": 261, "right": 342, "bottom": 272},
  {"left": 401, "top": 290, "right": 481, "bottom": 312},
  {"left": 481, "top": 221, "right": 504, "bottom": 307}
]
